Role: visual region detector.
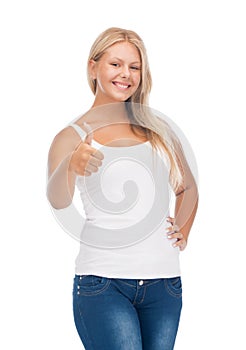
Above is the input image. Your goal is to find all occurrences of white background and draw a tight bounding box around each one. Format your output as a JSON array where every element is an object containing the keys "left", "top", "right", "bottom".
[{"left": 1, "top": 0, "right": 245, "bottom": 349}]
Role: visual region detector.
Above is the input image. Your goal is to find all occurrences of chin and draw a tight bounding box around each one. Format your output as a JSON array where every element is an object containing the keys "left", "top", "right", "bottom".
[
  {"left": 107, "top": 95, "right": 130, "bottom": 103},
  {"left": 113, "top": 93, "right": 133, "bottom": 103}
]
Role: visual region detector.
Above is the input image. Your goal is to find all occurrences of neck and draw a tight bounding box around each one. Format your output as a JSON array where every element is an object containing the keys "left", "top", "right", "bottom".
[{"left": 90, "top": 101, "right": 130, "bottom": 123}]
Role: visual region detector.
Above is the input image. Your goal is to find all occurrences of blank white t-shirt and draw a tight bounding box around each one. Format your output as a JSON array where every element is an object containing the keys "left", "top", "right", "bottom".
[{"left": 70, "top": 123, "right": 180, "bottom": 279}]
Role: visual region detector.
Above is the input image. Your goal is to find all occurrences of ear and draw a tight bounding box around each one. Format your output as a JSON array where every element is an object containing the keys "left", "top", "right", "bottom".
[{"left": 88, "top": 59, "right": 97, "bottom": 80}]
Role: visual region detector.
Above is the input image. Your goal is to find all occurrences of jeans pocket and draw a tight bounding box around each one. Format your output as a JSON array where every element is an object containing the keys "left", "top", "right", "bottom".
[
  {"left": 74, "top": 275, "right": 111, "bottom": 296},
  {"left": 164, "top": 277, "right": 182, "bottom": 298}
]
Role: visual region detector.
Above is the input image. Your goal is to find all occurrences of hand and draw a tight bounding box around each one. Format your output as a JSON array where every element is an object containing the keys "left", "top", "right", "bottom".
[
  {"left": 166, "top": 216, "right": 187, "bottom": 251},
  {"left": 69, "top": 122, "right": 104, "bottom": 176}
]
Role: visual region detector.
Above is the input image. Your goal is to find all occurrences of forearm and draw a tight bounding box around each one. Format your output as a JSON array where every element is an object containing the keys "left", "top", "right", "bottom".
[
  {"left": 174, "top": 185, "right": 199, "bottom": 242},
  {"left": 47, "top": 154, "right": 76, "bottom": 209}
]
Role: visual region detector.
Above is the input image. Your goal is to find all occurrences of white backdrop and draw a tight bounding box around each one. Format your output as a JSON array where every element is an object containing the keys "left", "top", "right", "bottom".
[{"left": 1, "top": 1, "right": 245, "bottom": 349}]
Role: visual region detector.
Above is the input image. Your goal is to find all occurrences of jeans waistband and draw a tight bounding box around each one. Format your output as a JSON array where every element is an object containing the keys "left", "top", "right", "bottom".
[{"left": 75, "top": 274, "right": 180, "bottom": 287}]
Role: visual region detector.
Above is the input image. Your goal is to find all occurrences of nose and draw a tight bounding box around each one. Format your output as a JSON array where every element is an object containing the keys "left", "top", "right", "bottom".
[{"left": 120, "top": 65, "right": 130, "bottom": 79}]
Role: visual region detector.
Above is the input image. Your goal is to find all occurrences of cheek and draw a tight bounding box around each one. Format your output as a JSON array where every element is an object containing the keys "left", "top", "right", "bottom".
[
  {"left": 99, "top": 68, "right": 116, "bottom": 84},
  {"left": 133, "top": 73, "right": 141, "bottom": 88},
  {"left": 96, "top": 70, "right": 111, "bottom": 89}
]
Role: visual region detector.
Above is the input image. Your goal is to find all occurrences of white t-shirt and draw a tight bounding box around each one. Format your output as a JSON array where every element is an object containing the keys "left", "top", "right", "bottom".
[{"left": 70, "top": 123, "right": 180, "bottom": 279}]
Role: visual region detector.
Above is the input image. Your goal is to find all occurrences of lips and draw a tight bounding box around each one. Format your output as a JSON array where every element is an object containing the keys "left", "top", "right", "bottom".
[{"left": 112, "top": 81, "right": 131, "bottom": 90}]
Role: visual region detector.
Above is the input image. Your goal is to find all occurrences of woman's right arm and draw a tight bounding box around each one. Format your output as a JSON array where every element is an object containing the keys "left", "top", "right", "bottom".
[{"left": 46, "top": 126, "right": 104, "bottom": 209}]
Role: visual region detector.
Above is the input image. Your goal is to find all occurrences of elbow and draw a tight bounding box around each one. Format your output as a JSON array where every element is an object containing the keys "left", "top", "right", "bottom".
[
  {"left": 176, "top": 180, "right": 199, "bottom": 203},
  {"left": 193, "top": 181, "right": 199, "bottom": 203},
  {"left": 189, "top": 183, "right": 199, "bottom": 211}
]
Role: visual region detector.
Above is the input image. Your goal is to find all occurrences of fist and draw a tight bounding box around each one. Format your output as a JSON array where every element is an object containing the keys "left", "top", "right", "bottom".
[{"left": 69, "top": 122, "right": 104, "bottom": 176}]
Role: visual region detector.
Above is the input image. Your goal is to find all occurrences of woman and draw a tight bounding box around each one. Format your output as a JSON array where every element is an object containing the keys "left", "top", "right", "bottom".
[{"left": 47, "top": 27, "right": 198, "bottom": 349}]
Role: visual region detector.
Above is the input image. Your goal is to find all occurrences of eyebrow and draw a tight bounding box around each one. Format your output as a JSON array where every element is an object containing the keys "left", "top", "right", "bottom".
[{"left": 111, "top": 57, "right": 141, "bottom": 65}]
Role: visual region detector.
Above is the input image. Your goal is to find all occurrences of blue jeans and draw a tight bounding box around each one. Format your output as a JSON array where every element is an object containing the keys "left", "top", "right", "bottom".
[{"left": 73, "top": 275, "right": 182, "bottom": 350}]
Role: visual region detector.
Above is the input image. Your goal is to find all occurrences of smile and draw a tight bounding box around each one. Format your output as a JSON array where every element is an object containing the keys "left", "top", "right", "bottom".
[{"left": 112, "top": 81, "right": 131, "bottom": 90}]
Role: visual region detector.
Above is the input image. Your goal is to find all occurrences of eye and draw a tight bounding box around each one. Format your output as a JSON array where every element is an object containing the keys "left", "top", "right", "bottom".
[
  {"left": 111, "top": 63, "right": 120, "bottom": 67},
  {"left": 130, "top": 66, "right": 141, "bottom": 71}
]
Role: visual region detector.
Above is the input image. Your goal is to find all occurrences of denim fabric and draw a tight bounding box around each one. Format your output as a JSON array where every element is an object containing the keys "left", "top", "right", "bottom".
[{"left": 73, "top": 275, "right": 182, "bottom": 350}]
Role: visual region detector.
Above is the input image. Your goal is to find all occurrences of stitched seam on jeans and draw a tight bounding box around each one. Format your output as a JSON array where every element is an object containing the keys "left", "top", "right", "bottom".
[
  {"left": 116, "top": 279, "right": 161, "bottom": 288},
  {"left": 75, "top": 293, "right": 95, "bottom": 349},
  {"left": 115, "top": 280, "right": 137, "bottom": 288},
  {"left": 164, "top": 280, "right": 182, "bottom": 298},
  {"left": 138, "top": 287, "right": 146, "bottom": 304},
  {"left": 78, "top": 279, "right": 111, "bottom": 296},
  {"left": 145, "top": 280, "right": 162, "bottom": 287}
]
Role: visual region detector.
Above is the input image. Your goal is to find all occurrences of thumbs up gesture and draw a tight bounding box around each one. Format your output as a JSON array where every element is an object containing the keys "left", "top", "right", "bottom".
[{"left": 69, "top": 122, "right": 104, "bottom": 176}]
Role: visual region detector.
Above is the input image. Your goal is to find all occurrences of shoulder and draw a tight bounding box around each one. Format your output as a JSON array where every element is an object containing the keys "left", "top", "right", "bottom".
[
  {"left": 50, "top": 125, "right": 82, "bottom": 151},
  {"left": 52, "top": 125, "right": 81, "bottom": 142}
]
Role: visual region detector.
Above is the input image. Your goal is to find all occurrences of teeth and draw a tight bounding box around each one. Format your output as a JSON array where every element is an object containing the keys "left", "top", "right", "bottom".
[{"left": 114, "top": 82, "right": 129, "bottom": 89}]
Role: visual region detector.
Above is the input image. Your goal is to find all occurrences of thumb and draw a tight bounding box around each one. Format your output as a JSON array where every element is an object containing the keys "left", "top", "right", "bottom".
[{"left": 83, "top": 122, "right": 93, "bottom": 145}]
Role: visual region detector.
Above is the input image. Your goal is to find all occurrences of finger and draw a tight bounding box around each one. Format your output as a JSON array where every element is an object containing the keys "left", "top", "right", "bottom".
[
  {"left": 91, "top": 149, "right": 104, "bottom": 161},
  {"left": 84, "top": 170, "right": 92, "bottom": 176},
  {"left": 166, "top": 216, "right": 175, "bottom": 225},
  {"left": 180, "top": 241, "right": 187, "bottom": 251},
  {"left": 83, "top": 122, "right": 93, "bottom": 145},
  {"left": 88, "top": 156, "right": 103, "bottom": 168},
  {"left": 166, "top": 224, "right": 179, "bottom": 234},
  {"left": 79, "top": 142, "right": 104, "bottom": 161},
  {"left": 173, "top": 238, "right": 187, "bottom": 251},
  {"left": 84, "top": 162, "right": 99, "bottom": 173},
  {"left": 167, "top": 231, "right": 183, "bottom": 240},
  {"left": 75, "top": 143, "right": 104, "bottom": 164}
]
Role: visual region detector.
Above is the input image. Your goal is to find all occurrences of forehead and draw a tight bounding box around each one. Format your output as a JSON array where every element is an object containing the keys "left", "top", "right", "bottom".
[{"left": 104, "top": 41, "right": 141, "bottom": 62}]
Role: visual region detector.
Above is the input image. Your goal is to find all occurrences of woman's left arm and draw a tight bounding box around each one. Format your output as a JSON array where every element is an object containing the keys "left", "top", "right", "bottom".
[{"left": 167, "top": 141, "right": 199, "bottom": 251}]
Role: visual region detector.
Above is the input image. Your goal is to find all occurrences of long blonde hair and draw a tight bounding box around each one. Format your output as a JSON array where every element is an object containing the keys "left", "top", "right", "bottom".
[{"left": 87, "top": 27, "right": 184, "bottom": 192}]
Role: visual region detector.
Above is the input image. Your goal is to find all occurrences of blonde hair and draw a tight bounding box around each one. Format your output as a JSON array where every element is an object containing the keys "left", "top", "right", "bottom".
[{"left": 87, "top": 27, "right": 184, "bottom": 192}]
